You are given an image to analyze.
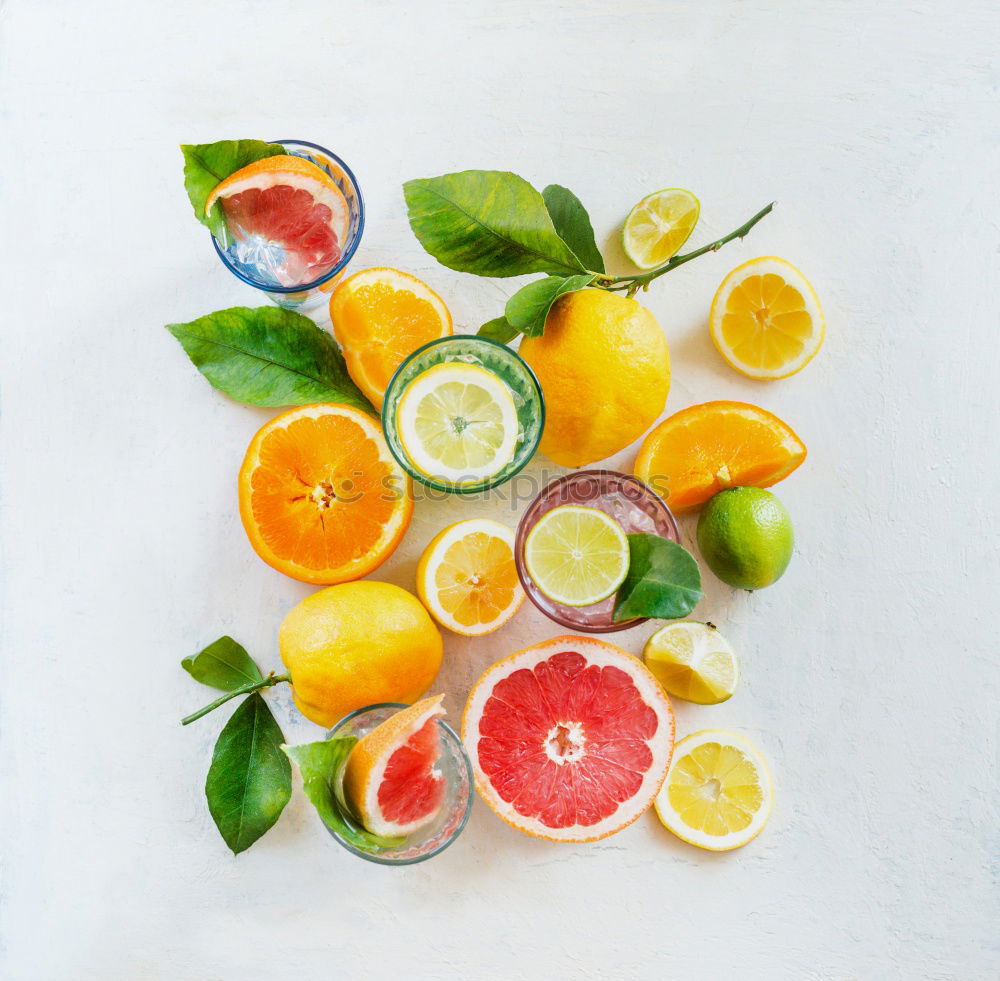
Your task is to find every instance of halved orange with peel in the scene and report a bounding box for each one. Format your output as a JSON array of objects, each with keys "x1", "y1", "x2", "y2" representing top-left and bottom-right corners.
[
  {"x1": 238, "y1": 403, "x2": 413, "y2": 584},
  {"x1": 330, "y1": 268, "x2": 452, "y2": 409},
  {"x1": 634, "y1": 401, "x2": 806, "y2": 513}
]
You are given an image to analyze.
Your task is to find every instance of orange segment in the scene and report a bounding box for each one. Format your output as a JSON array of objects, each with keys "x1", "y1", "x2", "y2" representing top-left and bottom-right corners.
[
  {"x1": 238, "y1": 403, "x2": 413, "y2": 584},
  {"x1": 330, "y1": 268, "x2": 452, "y2": 409},
  {"x1": 416, "y1": 519, "x2": 523, "y2": 636},
  {"x1": 633, "y1": 401, "x2": 806, "y2": 513}
]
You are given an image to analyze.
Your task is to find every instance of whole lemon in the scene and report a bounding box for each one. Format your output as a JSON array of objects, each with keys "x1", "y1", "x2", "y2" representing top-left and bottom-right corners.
[
  {"x1": 519, "y1": 290, "x2": 670, "y2": 468},
  {"x1": 279, "y1": 581, "x2": 443, "y2": 727}
]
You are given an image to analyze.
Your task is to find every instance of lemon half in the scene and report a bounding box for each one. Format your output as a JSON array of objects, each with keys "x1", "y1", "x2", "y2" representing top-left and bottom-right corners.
[
  {"x1": 655, "y1": 729, "x2": 773, "y2": 851},
  {"x1": 395, "y1": 362, "x2": 519, "y2": 484},
  {"x1": 622, "y1": 189, "x2": 700, "y2": 269}
]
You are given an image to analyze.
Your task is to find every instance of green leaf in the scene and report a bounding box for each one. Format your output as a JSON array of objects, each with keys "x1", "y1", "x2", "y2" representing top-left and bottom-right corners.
[
  {"x1": 182, "y1": 636, "x2": 263, "y2": 692},
  {"x1": 181, "y1": 140, "x2": 286, "y2": 240},
  {"x1": 283, "y1": 739, "x2": 406, "y2": 851},
  {"x1": 542, "y1": 184, "x2": 605, "y2": 273},
  {"x1": 205, "y1": 694, "x2": 291, "y2": 854},
  {"x1": 166, "y1": 306, "x2": 373, "y2": 413},
  {"x1": 505, "y1": 274, "x2": 594, "y2": 338},
  {"x1": 403, "y1": 170, "x2": 587, "y2": 278},
  {"x1": 478, "y1": 316, "x2": 521, "y2": 344},
  {"x1": 613, "y1": 533, "x2": 703, "y2": 622}
]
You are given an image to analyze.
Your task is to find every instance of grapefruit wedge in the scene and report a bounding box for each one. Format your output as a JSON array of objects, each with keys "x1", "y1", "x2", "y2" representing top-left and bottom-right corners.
[
  {"x1": 205, "y1": 154, "x2": 350, "y2": 286},
  {"x1": 343, "y1": 695, "x2": 447, "y2": 838},
  {"x1": 463, "y1": 637, "x2": 675, "y2": 842}
]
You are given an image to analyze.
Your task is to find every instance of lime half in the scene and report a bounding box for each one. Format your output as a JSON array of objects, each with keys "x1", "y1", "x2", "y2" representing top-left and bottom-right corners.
[
  {"x1": 395, "y1": 362, "x2": 519, "y2": 484},
  {"x1": 643, "y1": 621, "x2": 739, "y2": 704},
  {"x1": 524, "y1": 506, "x2": 630, "y2": 607},
  {"x1": 623, "y1": 189, "x2": 700, "y2": 269}
]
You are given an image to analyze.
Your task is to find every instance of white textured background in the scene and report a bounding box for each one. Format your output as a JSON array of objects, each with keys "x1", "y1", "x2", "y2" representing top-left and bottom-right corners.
[{"x1": 2, "y1": 1, "x2": 997, "y2": 978}]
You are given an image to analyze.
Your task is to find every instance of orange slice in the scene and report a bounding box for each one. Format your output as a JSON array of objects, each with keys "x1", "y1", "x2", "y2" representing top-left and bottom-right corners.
[
  {"x1": 634, "y1": 401, "x2": 806, "y2": 513},
  {"x1": 330, "y1": 268, "x2": 452, "y2": 409},
  {"x1": 238, "y1": 403, "x2": 413, "y2": 584},
  {"x1": 205, "y1": 155, "x2": 351, "y2": 286},
  {"x1": 343, "y1": 695, "x2": 447, "y2": 837},
  {"x1": 709, "y1": 257, "x2": 824, "y2": 380},
  {"x1": 416, "y1": 519, "x2": 524, "y2": 636}
]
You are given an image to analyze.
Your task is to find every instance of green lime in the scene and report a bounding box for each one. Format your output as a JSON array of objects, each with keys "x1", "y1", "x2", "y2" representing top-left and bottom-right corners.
[{"x1": 696, "y1": 487, "x2": 793, "y2": 590}]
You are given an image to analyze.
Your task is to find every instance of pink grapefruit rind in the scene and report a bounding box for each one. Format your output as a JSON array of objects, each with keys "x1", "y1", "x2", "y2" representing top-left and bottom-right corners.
[{"x1": 462, "y1": 636, "x2": 675, "y2": 843}]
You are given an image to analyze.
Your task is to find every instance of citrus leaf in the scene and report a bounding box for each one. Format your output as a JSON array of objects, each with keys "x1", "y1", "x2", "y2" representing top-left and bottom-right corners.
[
  {"x1": 205, "y1": 694, "x2": 291, "y2": 854},
  {"x1": 613, "y1": 534, "x2": 703, "y2": 622},
  {"x1": 542, "y1": 184, "x2": 605, "y2": 273},
  {"x1": 283, "y1": 739, "x2": 406, "y2": 851},
  {"x1": 181, "y1": 140, "x2": 285, "y2": 240},
  {"x1": 478, "y1": 316, "x2": 521, "y2": 344},
  {"x1": 403, "y1": 171, "x2": 587, "y2": 278},
  {"x1": 166, "y1": 306, "x2": 374, "y2": 413},
  {"x1": 505, "y1": 275, "x2": 594, "y2": 338},
  {"x1": 182, "y1": 636, "x2": 263, "y2": 692}
]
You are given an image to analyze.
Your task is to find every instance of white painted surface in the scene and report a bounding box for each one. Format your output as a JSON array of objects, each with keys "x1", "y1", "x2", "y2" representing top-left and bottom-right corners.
[{"x1": 1, "y1": 1, "x2": 997, "y2": 978}]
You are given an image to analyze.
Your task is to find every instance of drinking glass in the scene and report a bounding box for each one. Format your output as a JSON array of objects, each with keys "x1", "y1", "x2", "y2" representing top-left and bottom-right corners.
[
  {"x1": 211, "y1": 139, "x2": 364, "y2": 313},
  {"x1": 515, "y1": 469, "x2": 680, "y2": 633}
]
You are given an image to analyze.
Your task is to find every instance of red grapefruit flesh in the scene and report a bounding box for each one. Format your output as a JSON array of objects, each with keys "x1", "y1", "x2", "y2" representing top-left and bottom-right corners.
[
  {"x1": 462, "y1": 636, "x2": 675, "y2": 842},
  {"x1": 343, "y1": 695, "x2": 446, "y2": 838}
]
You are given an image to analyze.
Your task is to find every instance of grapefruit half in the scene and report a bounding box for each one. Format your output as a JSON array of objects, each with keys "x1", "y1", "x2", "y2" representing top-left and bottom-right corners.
[
  {"x1": 205, "y1": 154, "x2": 350, "y2": 286},
  {"x1": 462, "y1": 636, "x2": 675, "y2": 842},
  {"x1": 343, "y1": 695, "x2": 447, "y2": 838}
]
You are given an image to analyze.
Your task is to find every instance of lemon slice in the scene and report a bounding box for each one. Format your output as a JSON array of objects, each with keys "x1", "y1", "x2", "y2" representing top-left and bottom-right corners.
[
  {"x1": 524, "y1": 506, "x2": 630, "y2": 607},
  {"x1": 417, "y1": 519, "x2": 524, "y2": 636},
  {"x1": 395, "y1": 362, "x2": 519, "y2": 484},
  {"x1": 655, "y1": 730, "x2": 773, "y2": 851},
  {"x1": 622, "y1": 189, "x2": 700, "y2": 269},
  {"x1": 709, "y1": 256, "x2": 825, "y2": 380},
  {"x1": 643, "y1": 622, "x2": 739, "y2": 704}
]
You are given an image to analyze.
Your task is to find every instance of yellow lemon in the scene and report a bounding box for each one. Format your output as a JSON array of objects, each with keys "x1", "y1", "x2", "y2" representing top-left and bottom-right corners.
[
  {"x1": 519, "y1": 290, "x2": 670, "y2": 468},
  {"x1": 279, "y1": 581, "x2": 443, "y2": 728}
]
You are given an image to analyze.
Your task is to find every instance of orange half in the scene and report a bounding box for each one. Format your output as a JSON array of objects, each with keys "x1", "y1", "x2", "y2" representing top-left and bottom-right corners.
[
  {"x1": 330, "y1": 268, "x2": 452, "y2": 409},
  {"x1": 634, "y1": 400, "x2": 806, "y2": 513},
  {"x1": 238, "y1": 403, "x2": 413, "y2": 584}
]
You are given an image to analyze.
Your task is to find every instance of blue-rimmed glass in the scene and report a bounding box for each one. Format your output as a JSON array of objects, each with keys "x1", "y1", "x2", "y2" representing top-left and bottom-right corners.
[
  {"x1": 381, "y1": 335, "x2": 545, "y2": 495},
  {"x1": 210, "y1": 139, "x2": 364, "y2": 313},
  {"x1": 324, "y1": 703, "x2": 474, "y2": 865}
]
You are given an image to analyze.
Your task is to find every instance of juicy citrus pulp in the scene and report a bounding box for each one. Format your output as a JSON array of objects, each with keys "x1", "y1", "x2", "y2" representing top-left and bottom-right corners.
[
  {"x1": 462, "y1": 636, "x2": 675, "y2": 842},
  {"x1": 633, "y1": 400, "x2": 806, "y2": 513},
  {"x1": 343, "y1": 695, "x2": 446, "y2": 838},
  {"x1": 519, "y1": 290, "x2": 670, "y2": 468},
  {"x1": 697, "y1": 487, "x2": 794, "y2": 589},
  {"x1": 622, "y1": 188, "x2": 700, "y2": 269},
  {"x1": 238, "y1": 403, "x2": 412, "y2": 585},
  {"x1": 417, "y1": 519, "x2": 524, "y2": 636},
  {"x1": 524, "y1": 506, "x2": 630, "y2": 607},
  {"x1": 205, "y1": 154, "x2": 350, "y2": 286},
  {"x1": 330, "y1": 268, "x2": 452, "y2": 409},
  {"x1": 395, "y1": 362, "x2": 519, "y2": 484},
  {"x1": 655, "y1": 729, "x2": 773, "y2": 850},
  {"x1": 643, "y1": 622, "x2": 739, "y2": 704},
  {"x1": 279, "y1": 581, "x2": 443, "y2": 728},
  {"x1": 710, "y1": 257, "x2": 824, "y2": 380}
]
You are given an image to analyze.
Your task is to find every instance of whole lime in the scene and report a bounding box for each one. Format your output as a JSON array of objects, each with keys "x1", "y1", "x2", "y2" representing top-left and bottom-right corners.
[{"x1": 696, "y1": 487, "x2": 794, "y2": 590}]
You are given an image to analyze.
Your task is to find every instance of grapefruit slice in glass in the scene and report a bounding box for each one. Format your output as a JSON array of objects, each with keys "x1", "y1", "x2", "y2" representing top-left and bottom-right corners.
[
  {"x1": 462, "y1": 636, "x2": 675, "y2": 842},
  {"x1": 343, "y1": 695, "x2": 447, "y2": 838},
  {"x1": 205, "y1": 154, "x2": 350, "y2": 286}
]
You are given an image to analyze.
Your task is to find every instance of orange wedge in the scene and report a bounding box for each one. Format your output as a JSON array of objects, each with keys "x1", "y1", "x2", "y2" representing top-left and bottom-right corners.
[
  {"x1": 330, "y1": 268, "x2": 452, "y2": 409},
  {"x1": 238, "y1": 403, "x2": 413, "y2": 584},
  {"x1": 634, "y1": 401, "x2": 806, "y2": 513},
  {"x1": 343, "y1": 695, "x2": 447, "y2": 838}
]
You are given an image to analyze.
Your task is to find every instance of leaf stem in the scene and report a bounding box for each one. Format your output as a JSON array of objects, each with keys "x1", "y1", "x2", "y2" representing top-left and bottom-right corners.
[
  {"x1": 181, "y1": 672, "x2": 291, "y2": 726},
  {"x1": 595, "y1": 202, "x2": 775, "y2": 293}
]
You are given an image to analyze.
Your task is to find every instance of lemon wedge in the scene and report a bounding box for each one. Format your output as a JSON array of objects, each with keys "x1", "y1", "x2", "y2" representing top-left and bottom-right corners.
[
  {"x1": 643, "y1": 622, "x2": 738, "y2": 704},
  {"x1": 622, "y1": 189, "x2": 700, "y2": 269}
]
